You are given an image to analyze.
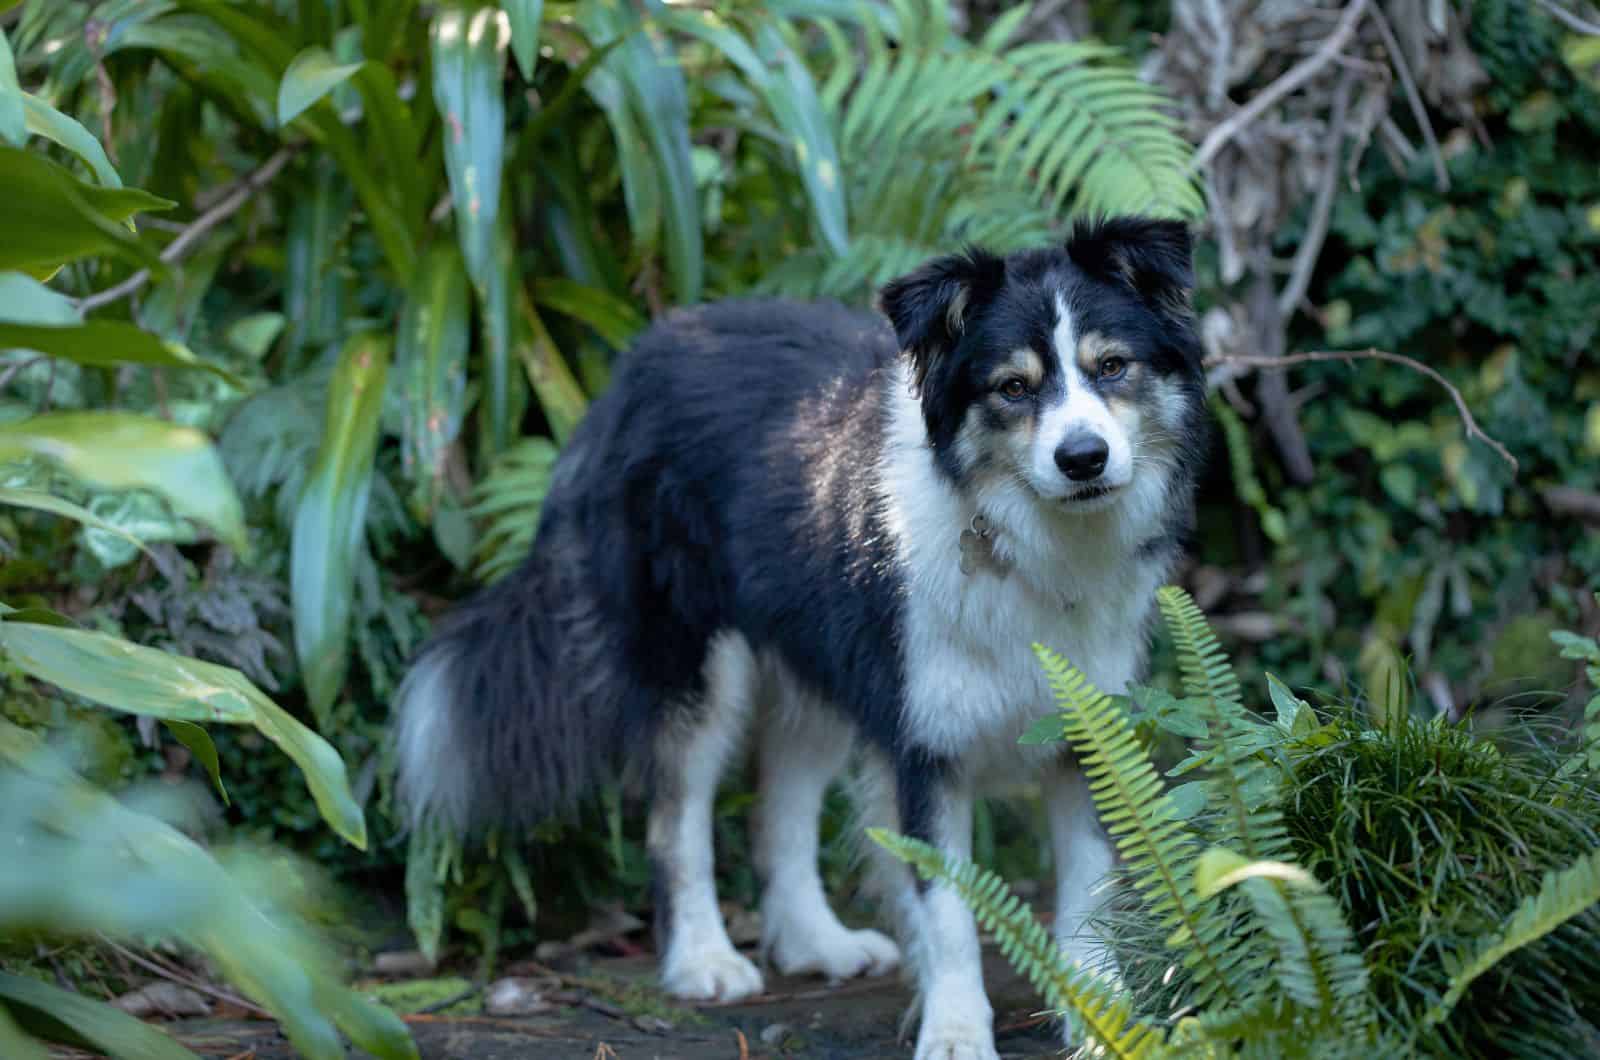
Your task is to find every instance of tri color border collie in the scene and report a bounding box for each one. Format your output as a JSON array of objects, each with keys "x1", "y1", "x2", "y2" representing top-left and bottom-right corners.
[{"x1": 394, "y1": 216, "x2": 1208, "y2": 1059}]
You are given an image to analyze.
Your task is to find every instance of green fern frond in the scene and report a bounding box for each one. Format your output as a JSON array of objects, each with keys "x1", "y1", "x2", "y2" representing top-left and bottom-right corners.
[
  {"x1": 868, "y1": 829, "x2": 1167, "y2": 1059},
  {"x1": 466, "y1": 437, "x2": 558, "y2": 585},
  {"x1": 1157, "y1": 588, "x2": 1372, "y2": 1032},
  {"x1": 1033, "y1": 644, "x2": 1256, "y2": 1011},
  {"x1": 1429, "y1": 847, "x2": 1600, "y2": 1025},
  {"x1": 969, "y1": 39, "x2": 1202, "y2": 219},
  {"x1": 1156, "y1": 585, "x2": 1244, "y2": 717}
]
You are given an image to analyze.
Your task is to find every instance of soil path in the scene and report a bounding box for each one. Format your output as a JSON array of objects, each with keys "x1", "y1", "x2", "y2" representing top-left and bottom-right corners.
[{"x1": 166, "y1": 948, "x2": 1063, "y2": 1059}]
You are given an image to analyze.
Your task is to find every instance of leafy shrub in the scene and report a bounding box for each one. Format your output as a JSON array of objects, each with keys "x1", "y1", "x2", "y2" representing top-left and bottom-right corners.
[{"x1": 876, "y1": 588, "x2": 1600, "y2": 1057}]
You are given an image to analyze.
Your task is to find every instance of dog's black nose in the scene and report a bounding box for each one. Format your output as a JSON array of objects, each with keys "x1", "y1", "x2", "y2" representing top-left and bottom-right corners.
[{"x1": 1055, "y1": 433, "x2": 1109, "y2": 481}]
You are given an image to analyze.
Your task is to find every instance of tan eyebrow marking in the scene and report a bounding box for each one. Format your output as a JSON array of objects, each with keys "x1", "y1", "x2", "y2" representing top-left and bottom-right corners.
[
  {"x1": 986, "y1": 349, "x2": 1045, "y2": 388},
  {"x1": 1076, "y1": 331, "x2": 1134, "y2": 376}
]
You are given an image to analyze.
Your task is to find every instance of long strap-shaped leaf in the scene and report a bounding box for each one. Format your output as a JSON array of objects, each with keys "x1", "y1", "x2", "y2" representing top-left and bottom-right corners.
[{"x1": 292, "y1": 331, "x2": 390, "y2": 729}]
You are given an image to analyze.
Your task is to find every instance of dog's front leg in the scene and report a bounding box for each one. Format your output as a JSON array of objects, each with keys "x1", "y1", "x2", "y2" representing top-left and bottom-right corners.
[{"x1": 892, "y1": 762, "x2": 998, "y2": 1060}]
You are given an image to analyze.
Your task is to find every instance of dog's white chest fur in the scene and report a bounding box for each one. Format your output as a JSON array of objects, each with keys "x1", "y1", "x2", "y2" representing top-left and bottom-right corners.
[{"x1": 878, "y1": 374, "x2": 1167, "y2": 778}]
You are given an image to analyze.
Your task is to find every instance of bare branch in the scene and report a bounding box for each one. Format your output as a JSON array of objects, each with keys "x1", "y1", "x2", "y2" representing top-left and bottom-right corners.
[
  {"x1": 1278, "y1": 70, "x2": 1355, "y2": 319},
  {"x1": 1370, "y1": 4, "x2": 1449, "y2": 192},
  {"x1": 1205, "y1": 347, "x2": 1519, "y2": 473},
  {"x1": 1535, "y1": 0, "x2": 1600, "y2": 36},
  {"x1": 1190, "y1": 0, "x2": 1372, "y2": 172},
  {"x1": 1542, "y1": 486, "x2": 1600, "y2": 525},
  {"x1": 77, "y1": 146, "x2": 298, "y2": 315}
]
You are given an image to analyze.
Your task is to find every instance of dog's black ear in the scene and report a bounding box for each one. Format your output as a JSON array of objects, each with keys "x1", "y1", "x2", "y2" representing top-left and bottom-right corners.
[
  {"x1": 1065, "y1": 216, "x2": 1194, "y2": 323},
  {"x1": 876, "y1": 248, "x2": 1006, "y2": 392}
]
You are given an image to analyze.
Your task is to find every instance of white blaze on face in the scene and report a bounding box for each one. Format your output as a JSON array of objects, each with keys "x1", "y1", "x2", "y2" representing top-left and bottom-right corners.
[{"x1": 1028, "y1": 294, "x2": 1133, "y2": 496}]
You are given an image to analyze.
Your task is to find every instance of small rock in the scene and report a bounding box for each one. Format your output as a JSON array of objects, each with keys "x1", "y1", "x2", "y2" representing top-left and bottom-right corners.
[
  {"x1": 760, "y1": 1022, "x2": 792, "y2": 1046},
  {"x1": 112, "y1": 981, "x2": 211, "y2": 1019},
  {"x1": 721, "y1": 902, "x2": 763, "y2": 947},
  {"x1": 633, "y1": 1014, "x2": 674, "y2": 1033},
  {"x1": 373, "y1": 950, "x2": 434, "y2": 976},
  {"x1": 484, "y1": 977, "x2": 556, "y2": 1016}
]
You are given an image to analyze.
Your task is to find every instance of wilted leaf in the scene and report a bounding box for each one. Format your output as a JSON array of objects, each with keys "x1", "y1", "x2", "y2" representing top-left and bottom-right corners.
[
  {"x1": 0, "y1": 146, "x2": 173, "y2": 276},
  {"x1": 0, "y1": 413, "x2": 247, "y2": 556},
  {"x1": 1193, "y1": 847, "x2": 1314, "y2": 900},
  {"x1": 278, "y1": 46, "x2": 367, "y2": 126},
  {"x1": 291, "y1": 332, "x2": 390, "y2": 727},
  {"x1": 0, "y1": 619, "x2": 366, "y2": 848}
]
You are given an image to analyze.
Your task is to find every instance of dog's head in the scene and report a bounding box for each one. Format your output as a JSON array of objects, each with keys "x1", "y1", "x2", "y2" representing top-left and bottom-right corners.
[{"x1": 878, "y1": 216, "x2": 1205, "y2": 511}]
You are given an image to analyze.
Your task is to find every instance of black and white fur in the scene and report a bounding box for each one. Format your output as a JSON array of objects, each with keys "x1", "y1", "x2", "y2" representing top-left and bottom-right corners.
[{"x1": 393, "y1": 216, "x2": 1208, "y2": 1059}]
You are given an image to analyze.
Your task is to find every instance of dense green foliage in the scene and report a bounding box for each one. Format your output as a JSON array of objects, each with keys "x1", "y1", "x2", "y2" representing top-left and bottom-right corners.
[
  {"x1": 2, "y1": 0, "x2": 1597, "y2": 1053},
  {"x1": 880, "y1": 589, "x2": 1600, "y2": 1058}
]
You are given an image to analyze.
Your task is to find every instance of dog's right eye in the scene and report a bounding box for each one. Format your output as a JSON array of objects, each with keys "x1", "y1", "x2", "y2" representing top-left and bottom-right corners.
[{"x1": 999, "y1": 378, "x2": 1028, "y2": 400}]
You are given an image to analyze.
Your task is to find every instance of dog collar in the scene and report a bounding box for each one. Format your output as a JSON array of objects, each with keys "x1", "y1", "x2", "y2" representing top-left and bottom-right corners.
[{"x1": 958, "y1": 512, "x2": 1009, "y2": 576}]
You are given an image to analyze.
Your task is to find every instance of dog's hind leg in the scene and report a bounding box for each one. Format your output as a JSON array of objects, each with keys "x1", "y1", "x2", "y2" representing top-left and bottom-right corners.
[
  {"x1": 648, "y1": 632, "x2": 765, "y2": 1002},
  {"x1": 754, "y1": 675, "x2": 900, "y2": 981}
]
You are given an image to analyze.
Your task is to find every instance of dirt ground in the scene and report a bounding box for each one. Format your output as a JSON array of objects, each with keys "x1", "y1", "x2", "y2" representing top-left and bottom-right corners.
[{"x1": 161, "y1": 946, "x2": 1063, "y2": 1060}]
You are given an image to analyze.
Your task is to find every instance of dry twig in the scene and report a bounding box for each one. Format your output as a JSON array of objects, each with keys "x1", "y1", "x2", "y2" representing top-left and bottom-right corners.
[
  {"x1": 1369, "y1": 4, "x2": 1449, "y2": 191},
  {"x1": 78, "y1": 146, "x2": 298, "y2": 314},
  {"x1": 1535, "y1": 0, "x2": 1600, "y2": 36},
  {"x1": 98, "y1": 938, "x2": 271, "y2": 1019},
  {"x1": 1190, "y1": 0, "x2": 1372, "y2": 171},
  {"x1": 1205, "y1": 348, "x2": 1519, "y2": 473},
  {"x1": 1277, "y1": 70, "x2": 1355, "y2": 318}
]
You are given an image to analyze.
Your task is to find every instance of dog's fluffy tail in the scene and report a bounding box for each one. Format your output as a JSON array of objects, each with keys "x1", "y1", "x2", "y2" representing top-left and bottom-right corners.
[{"x1": 392, "y1": 541, "x2": 625, "y2": 836}]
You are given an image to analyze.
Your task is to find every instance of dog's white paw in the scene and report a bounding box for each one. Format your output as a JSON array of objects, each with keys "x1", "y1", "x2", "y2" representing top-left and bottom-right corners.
[
  {"x1": 913, "y1": 1026, "x2": 1001, "y2": 1060},
  {"x1": 660, "y1": 947, "x2": 764, "y2": 1002},
  {"x1": 769, "y1": 922, "x2": 901, "y2": 980}
]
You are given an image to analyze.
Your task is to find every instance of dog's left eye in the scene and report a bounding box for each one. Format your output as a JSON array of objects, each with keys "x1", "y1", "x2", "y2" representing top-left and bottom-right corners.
[
  {"x1": 999, "y1": 378, "x2": 1029, "y2": 400},
  {"x1": 1097, "y1": 357, "x2": 1127, "y2": 381}
]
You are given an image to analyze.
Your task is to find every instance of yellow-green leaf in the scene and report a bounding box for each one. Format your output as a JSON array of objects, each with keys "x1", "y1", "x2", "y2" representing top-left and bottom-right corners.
[
  {"x1": 0, "y1": 412, "x2": 247, "y2": 556},
  {"x1": 0, "y1": 321, "x2": 245, "y2": 387},
  {"x1": 431, "y1": 6, "x2": 509, "y2": 293},
  {"x1": 0, "y1": 147, "x2": 173, "y2": 275},
  {"x1": 0, "y1": 972, "x2": 196, "y2": 1060},
  {"x1": 398, "y1": 244, "x2": 470, "y2": 521},
  {"x1": 503, "y1": 0, "x2": 544, "y2": 81}
]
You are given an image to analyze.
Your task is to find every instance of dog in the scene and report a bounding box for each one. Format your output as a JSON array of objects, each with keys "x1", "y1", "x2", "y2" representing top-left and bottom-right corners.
[{"x1": 393, "y1": 215, "x2": 1208, "y2": 1059}]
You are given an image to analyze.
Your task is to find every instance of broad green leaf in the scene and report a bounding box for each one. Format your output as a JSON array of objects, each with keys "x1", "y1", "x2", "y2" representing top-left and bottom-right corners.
[
  {"x1": 0, "y1": 413, "x2": 247, "y2": 556},
  {"x1": 0, "y1": 620, "x2": 366, "y2": 849},
  {"x1": 0, "y1": 486, "x2": 151, "y2": 558},
  {"x1": 163, "y1": 719, "x2": 228, "y2": 805},
  {"x1": 0, "y1": 972, "x2": 196, "y2": 1060},
  {"x1": 1167, "y1": 781, "x2": 1207, "y2": 820},
  {"x1": 278, "y1": 46, "x2": 366, "y2": 126},
  {"x1": 0, "y1": 271, "x2": 81, "y2": 325},
  {"x1": 352, "y1": 62, "x2": 425, "y2": 233},
  {"x1": 1552, "y1": 629, "x2": 1600, "y2": 664},
  {"x1": 1265, "y1": 673, "x2": 1314, "y2": 735},
  {"x1": 0, "y1": 321, "x2": 244, "y2": 387},
  {"x1": 503, "y1": 0, "x2": 544, "y2": 81},
  {"x1": 226, "y1": 312, "x2": 287, "y2": 359},
  {"x1": 1127, "y1": 683, "x2": 1210, "y2": 739},
  {"x1": 0, "y1": 147, "x2": 173, "y2": 276},
  {"x1": 431, "y1": 6, "x2": 508, "y2": 293},
  {"x1": 21, "y1": 94, "x2": 122, "y2": 186},
  {"x1": 1, "y1": 29, "x2": 28, "y2": 148},
  {"x1": 292, "y1": 332, "x2": 390, "y2": 727},
  {"x1": 532, "y1": 276, "x2": 646, "y2": 351},
  {"x1": 477, "y1": 204, "x2": 525, "y2": 456},
  {"x1": 398, "y1": 243, "x2": 470, "y2": 520}
]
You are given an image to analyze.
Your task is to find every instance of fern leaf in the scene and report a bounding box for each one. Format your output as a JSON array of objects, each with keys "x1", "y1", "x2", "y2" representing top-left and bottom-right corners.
[
  {"x1": 467, "y1": 437, "x2": 558, "y2": 584},
  {"x1": 869, "y1": 829, "x2": 1167, "y2": 1059},
  {"x1": 1156, "y1": 586, "x2": 1244, "y2": 713},
  {"x1": 1429, "y1": 848, "x2": 1600, "y2": 1025},
  {"x1": 1157, "y1": 588, "x2": 1371, "y2": 1032},
  {"x1": 1033, "y1": 643, "x2": 1256, "y2": 1012}
]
